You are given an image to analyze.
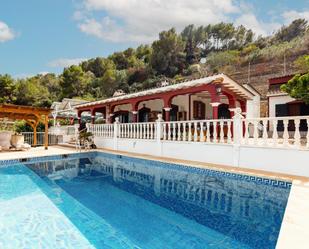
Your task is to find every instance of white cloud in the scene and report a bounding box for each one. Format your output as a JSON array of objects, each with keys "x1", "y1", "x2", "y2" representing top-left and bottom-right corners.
[
  {"x1": 282, "y1": 10, "x2": 309, "y2": 24},
  {"x1": 48, "y1": 58, "x2": 88, "y2": 68},
  {"x1": 235, "y1": 13, "x2": 280, "y2": 36},
  {"x1": 0, "y1": 21, "x2": 15, "y2": 42},
  {"x1": 76, "y1": 0, "x2": 240, "y2": 43}
]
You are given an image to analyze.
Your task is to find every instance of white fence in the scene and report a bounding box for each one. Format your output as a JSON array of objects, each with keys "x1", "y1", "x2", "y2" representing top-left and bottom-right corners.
[{"x1": 87, "y1": 112, "x2": 309, "y2": 150}]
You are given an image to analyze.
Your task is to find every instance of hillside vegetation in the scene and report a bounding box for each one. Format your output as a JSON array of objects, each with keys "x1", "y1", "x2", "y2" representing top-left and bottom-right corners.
[{"x1": 1, "y1": 19, "x2": 309, "y2": 107}]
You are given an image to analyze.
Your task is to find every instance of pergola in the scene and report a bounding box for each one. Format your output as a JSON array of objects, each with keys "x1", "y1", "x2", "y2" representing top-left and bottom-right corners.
[{"x1": 0, "y1": 104, "x2": 51, "y2": 149}]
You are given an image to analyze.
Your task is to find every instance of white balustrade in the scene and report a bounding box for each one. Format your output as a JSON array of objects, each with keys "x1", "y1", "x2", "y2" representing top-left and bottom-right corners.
[
  {"x1": 88, "y1": 115, "x2": 309, "y2": 149},
  {"x1": 161, "y1": 119, "x2": 232, "y2": 144},
  {"x1": 117, "y1": 122, "x2": 156, "y2": 140},
  {"x1": 241, "y1": 116, "x2": 309, "y2": 148}
]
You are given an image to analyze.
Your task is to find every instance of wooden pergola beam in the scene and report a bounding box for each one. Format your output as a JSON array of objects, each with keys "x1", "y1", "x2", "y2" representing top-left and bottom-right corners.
[{"x1": 0, "y1": 104, "x2": 51, "y2": 149}]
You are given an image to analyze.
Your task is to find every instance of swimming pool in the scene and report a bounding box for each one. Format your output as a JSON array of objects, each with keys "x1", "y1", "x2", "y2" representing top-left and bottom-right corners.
[{"x1": 0, "y1": 152, "x2": 291, "y2": 248}]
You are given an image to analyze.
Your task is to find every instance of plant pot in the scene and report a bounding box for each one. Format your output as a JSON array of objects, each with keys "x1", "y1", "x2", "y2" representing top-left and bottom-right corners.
[
  {"x1": 11, "y1": 134, "x2": 24, "y2": 148},
  {"x1": 0, "y1": 131, "x2": 12, "y2": 150}
]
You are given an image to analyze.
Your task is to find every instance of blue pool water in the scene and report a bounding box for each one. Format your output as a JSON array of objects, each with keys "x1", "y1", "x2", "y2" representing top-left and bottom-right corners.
[{"x1": 0, "y1": 152, "x2": 291, "y2": 249}]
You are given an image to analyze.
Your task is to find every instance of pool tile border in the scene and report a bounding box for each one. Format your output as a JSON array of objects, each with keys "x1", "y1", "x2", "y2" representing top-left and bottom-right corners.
[
  {"x1": 94, "y1": 151, "x2": 292, "y2": 189},
  {"x1": 0, "y1": 150, "x2": 291, "y2": 189}
]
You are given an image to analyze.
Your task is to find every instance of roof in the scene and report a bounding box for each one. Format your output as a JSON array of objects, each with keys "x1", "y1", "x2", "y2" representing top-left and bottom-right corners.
[
  {"x1": 51, "y1": 98, "x2": 89, "y2": 111},
  {"x1": 76, "y1": 74, "x2": 255, "y2": 109},
  {"x1": 268, "y1": 74, "x2": 295, "y2": 85}
]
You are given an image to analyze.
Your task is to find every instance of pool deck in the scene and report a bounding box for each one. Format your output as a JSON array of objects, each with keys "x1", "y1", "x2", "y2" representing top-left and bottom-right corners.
[{"x1": 0, "y1": 145, "x2": 308, "y2": 249}]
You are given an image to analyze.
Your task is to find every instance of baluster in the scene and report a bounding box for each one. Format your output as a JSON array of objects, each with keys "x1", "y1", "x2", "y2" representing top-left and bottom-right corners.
[
  {"x1": 253, "y1": 120, "x2": 259, "y2": 145},
  {"x1": 219, "y1": 121, "x2": 224, "y2": 143},
  {"x1": 227, "y1": 121, "x2": 232, "y2": 144},
  {"x1": 283, "y1": 119, "x2": 289, "y2": 147},
  {"x1": 272, "y1": 119, "x2": 278, "y2": 146},
  {"x1": 150, "y1": 123, "x2": 152, "y2": 140},
  {"x1": 182, "y1": 122, "x2": 187, "y2": 141},
  {"x1": 142, "y1": 123, "x2": 145, "y2": 139},
  {"x1": 133, "y1": 124, "x2": 136, "y2": 139},
  {"x1": 188, "y1": 122, "x2": 192, "y2": 141},
  {"x1": 294, "y1": 119, "x2": 301, "y2": 148},
  {"x1": 193, "y1": 122, "x2": 198, "y2": 142},
  {"x1": 262, "y1": 119, "x2": 268, "y2": 146},
  {"x1": 199, "y1": 121, "x2": 204, "y2": 142},
  {"x1": 163, "y1": 123, "x2": 167, "y2": 140},
  {"x1": 206, "y1": 121, "x2": 210, "y2": 142},
  {"x1": 168, "y1": 123, "x2": 172, "y2": 141},
  {"x1": 177, "y1": 123, "x2": 181, "y2": 141},
  {"x1": 138, "y1": 124, "x2": 141, "y2": 139},
  {"x1": 244, "y1": 120, "x2": 249, "y2": 144},
  {"x1": 147, "y1": 124, "x2": 150, "y2": 139},
  {"x1": 213, "y1": 121, "x2": 218, "y2": 143},
  {"x1": 173, "y1": 123, "x2": 176, "y2": 141},
  {"x1": 151, "y1": 123, "x2": 154, "y2": 139},
  {"x1": 306, "y1": 118, "x2": 309, "y2": 148}
]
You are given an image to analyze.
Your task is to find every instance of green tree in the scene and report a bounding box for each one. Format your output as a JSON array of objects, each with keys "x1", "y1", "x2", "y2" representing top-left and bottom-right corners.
[
  {"x1": 60, "y1": 65, "x2": 94, "y2": 98},
  {"x1": 81, "y1": 57, "x2": 116, "y2": 77},
  {"x1": 0, "y1": 74, "x2": 16, "y2": 103},
  {"x1": 294, "y1": 55, "x2": 309, "y2": 72},
  {"x1": 281, "y1": 55, "x2": 309, "y2": 103},
  {"x1": 281, "y1": 73, "x2": 309, "y2": 104},
  {"x1": 15, "y1": 77, "x2": 51, "y2": 107},
  {"x1": 37, "y1": 73, "x2": 61, "y2": 102},
  {"x1": 151, "y1": 28, "x2": 186, "y2": 77},
  {"x1": 273, "y1": 19, "x2": 308, "y2": 43},
  {"x1": 181, "y1": 24, "x2": 201, "y2": 64}
]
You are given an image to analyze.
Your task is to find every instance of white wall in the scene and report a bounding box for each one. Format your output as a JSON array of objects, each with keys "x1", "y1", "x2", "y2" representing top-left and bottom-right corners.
[
  {"x1": 246, "y1": 95, "x2": 260, "y2": 118},
  {"x1": 94, "y1": 137, "x2": 309, "y2": 178}
]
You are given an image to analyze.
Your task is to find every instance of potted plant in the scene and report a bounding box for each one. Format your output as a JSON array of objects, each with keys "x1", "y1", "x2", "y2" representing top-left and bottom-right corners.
[{"x1": 11, "y1": 132, "x2": 24, "y2": 148}]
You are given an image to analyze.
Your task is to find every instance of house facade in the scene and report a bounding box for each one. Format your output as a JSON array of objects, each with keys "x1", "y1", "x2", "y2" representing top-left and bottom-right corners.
[{"x1": 75, "y1": 74, "x2": 260, "y2": 124}]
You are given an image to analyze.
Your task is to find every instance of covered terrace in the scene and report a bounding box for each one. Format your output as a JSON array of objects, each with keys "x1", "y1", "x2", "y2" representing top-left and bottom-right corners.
[{"x1": 76, "y1": 74, "x2": 256, "y2": 124}]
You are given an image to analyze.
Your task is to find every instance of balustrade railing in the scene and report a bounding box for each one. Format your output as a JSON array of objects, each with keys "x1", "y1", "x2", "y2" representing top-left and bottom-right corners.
[
  {"x1": 241, "y1": 116, "x2": 309, "y2": 148},
  {"x1": 87, "y1": 123, "x2": 114, "y2": 138},
  {"x1": 118, "y1": 122, "x2": 156, "y2": 140},
  {"x1": 86, "y1": 114, "x2": 309, "y2": 149},
  {"x1": 161, "y1": 119, "x2": 233, "y2": 144}
]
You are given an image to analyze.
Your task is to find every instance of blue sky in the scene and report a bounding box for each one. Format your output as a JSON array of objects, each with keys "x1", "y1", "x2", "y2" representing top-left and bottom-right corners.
[{"x1": 0, "y1": 0, "x2": 308, "y2": 77}]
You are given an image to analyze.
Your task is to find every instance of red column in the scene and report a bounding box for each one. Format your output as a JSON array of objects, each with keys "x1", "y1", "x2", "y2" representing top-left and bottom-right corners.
[
  {"x1": 210, "y1": 103, "x2": 220, "y2": 119},
  {"x1": 240, "y1": 101, "x2": 247, "y2": 117},
  {"x1": 91, "y1": 108, "x2": 95, "y2": 124},
  {"x1": 106, "y1": 105, "x2": 111, "y2": 123},
  {"x1": 132, "y1": 111, "x2": 138, "y2": 122},
  {"x1": 77, "y1": 111, "x2": 82, "y2": 126},
  {"x1": 163, "y1": 107, "x2": 171, "y2": 121},
  {"x1": 131, "y1": 102, "x2": 139, "y2": 123}
]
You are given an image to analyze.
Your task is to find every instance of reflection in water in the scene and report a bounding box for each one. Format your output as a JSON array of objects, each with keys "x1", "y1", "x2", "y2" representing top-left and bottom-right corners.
[{"x1": 26, "y1": 153, "x2": 290, "y2": 249}]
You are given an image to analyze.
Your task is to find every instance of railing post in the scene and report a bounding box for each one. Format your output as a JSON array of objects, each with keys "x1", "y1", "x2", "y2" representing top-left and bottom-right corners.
[
  {"x1": 232, "y1": 108, "x2": 244, "y2": 145},
  {"x1": 232, "y1": 108, "x2": 243, "y2": 167},
  {"x1": 113, "y1": 117, "x2": 119, "y2": 150},
  {"x1": 156, "y1": 114, "x2": 163, "y2": 156}
]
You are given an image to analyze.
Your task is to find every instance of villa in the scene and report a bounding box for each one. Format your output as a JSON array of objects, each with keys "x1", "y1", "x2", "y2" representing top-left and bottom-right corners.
[{"x1": 0, "y1": 73, "x2": 309, "y2": 249}]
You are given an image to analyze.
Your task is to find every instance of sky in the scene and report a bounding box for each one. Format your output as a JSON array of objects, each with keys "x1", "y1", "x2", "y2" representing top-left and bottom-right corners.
[{"x1": 0, "y1": 0, "x2": 309, "y2": 78}]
